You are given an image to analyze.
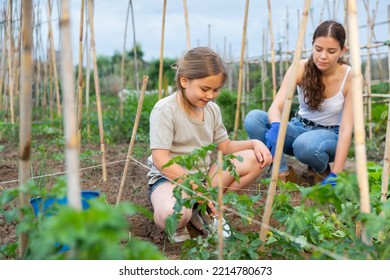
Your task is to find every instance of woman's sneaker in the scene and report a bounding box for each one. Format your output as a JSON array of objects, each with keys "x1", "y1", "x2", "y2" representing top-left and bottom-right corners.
[{"x1": 170, "y1": 227, "x2": 191, "y2": 243}]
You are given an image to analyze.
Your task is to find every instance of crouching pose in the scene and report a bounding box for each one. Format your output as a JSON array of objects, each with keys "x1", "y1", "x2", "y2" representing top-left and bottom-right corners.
[
  {"x1": 147, "y1": 47, "x2": 272, "y2": 242},
  {"x1": 244, "y1": 20, "x2": 353, "y2": 186}
]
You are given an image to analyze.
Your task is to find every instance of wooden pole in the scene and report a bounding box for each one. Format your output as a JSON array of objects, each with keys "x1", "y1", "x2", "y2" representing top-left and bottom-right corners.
[
  {"x1": 261, "y1": 28, "x2": 266, "y2": 111},
  {"x1": 116, "y1": 76, "x2": 148, "y2": 204},
  {"x1": 120, "y1": 0, "x2": 131, "y2": 119},
  {"x1": 259, "y1": 0, "x2": 311, "y2": 250},
  {"x1": 47, "y1": 0, "x2": 61, "y2": 117},
  {"x1": 371, "y1": 0, "x2": 384, "y2": 81},
  {"x1": 77, "y1": 0, "x2": 85, "y2": 151},
  {"x1": 217, "y1": 150, "x2": 224, "y2": 260},
  {"x1": 0, "y1": 10, "x2": 6, "y2": 113},
  {"x1": 183, "y1": 0, "x2": 191, "y2": 49},
  {"x1": 380, "y1": 4, "x2": 390, "y2": 203},
  {"x1": 33, "y1": 6, "x2": 42, "y2": 110},
  {"x1": 47, "y1": 43, "x2": 54, "y2": 121},
  {"x1": 60, "y1": 0, "x2": 82, "y2": 210},
  {"x1": 266, "y1": 0, "x2": 277, "y2": 98},
  {"x1": 158, "y1": 0, "x2": 167, "y2": 100},
  {"x1": 285, "y1": 6, "x2": 290, "y2": 71},
  {"x1": 363, "y1": 0, "x2": 373, "y2": 140},
  {"x1": 347, "y1": 0, "x2": 371, "y2": 245},
  {"x1": 233, "y1": 0, "x2": 249, "y2": 140},
  {"x1": 84, "y1": 0, "x2": 91, "y2": 139},
  {"x1": 6, "y1": 0, "x2": 15, "y2": 124},
  {"x1": 88, "y1": 0, "x2": 107, "y2": 182},
  {"x1": 18, "y1": 0, "x2": 33, "y2": 258},
  {"x1": 129, "y1": 0, "x2": 139, "y2": 94}
]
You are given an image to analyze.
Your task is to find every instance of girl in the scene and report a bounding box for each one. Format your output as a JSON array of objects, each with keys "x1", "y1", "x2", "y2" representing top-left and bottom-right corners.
[
  {"x1": 244, "y1": 20, "x2": 353, "y2": 186},
  {"x1": 147, "y1": 47, "x2": 272, "y2": 242}
]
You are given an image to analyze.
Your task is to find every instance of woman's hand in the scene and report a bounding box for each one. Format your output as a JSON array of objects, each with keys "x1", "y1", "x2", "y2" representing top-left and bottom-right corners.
[{"x1": 252, "y1": 139, "x2": 273, "y2": 169}]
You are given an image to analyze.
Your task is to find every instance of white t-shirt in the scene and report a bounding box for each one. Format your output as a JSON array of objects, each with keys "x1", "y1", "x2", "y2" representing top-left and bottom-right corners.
[{"x1": 147, "y1": 92, "x2": 229, "y2": 185}]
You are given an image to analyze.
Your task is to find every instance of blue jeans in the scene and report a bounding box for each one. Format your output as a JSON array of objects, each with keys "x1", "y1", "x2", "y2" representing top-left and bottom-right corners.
[{"x1": 244, "y1": 109, "x2": 339, "y2": 173}]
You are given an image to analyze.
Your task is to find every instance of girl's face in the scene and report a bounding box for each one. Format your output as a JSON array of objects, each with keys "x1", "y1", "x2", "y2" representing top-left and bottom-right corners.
[
  {"x1": 180, "y1": 73, "x2": 224, "y2": 108},
  {"x1": 312, "y1": 36, "x2": 346, "y2": 71}
]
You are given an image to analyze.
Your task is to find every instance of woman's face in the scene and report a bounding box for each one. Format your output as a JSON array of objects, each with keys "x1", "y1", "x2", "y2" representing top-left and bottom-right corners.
[
  {"x1": 180, "y1": 73, "x2": 224, "y2": 108},
  {"x1": 312, "y1": 36, "x2": 345, "y2": 71}
]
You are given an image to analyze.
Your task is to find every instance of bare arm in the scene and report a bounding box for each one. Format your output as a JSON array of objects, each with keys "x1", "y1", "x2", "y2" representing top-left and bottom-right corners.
[
  {"x1": 217, "y1": 138, "x2": 272, "y2": 169},
  {"x1": 151, "y1": 149, "x2": 188, "y2": 181},
  {"x1": 268, "y1": 60, "x2": 305, "y2": 123},
  {"x1": 332, "y1": 75, "x2": 354, "y2": 173}
]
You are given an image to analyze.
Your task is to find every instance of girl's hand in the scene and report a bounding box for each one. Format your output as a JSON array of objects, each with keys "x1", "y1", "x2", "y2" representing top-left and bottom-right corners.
[{"x1": 252, "y1": 140, "x2": 273, "y2": 169}]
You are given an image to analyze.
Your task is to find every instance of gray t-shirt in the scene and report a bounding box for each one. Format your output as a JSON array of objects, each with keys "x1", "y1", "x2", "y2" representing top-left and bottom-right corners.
[{"x1": 147, "y1": 92, "x2": 229, "y2": 185}]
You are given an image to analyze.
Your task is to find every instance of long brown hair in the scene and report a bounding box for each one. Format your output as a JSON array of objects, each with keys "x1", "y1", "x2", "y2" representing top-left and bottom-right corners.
[
  {"x1": 173, "y1": 47, "x2": 227, "y2": 116},
  {"x1": 301, "y1": 20, "x2": 346, "y2": 111}
]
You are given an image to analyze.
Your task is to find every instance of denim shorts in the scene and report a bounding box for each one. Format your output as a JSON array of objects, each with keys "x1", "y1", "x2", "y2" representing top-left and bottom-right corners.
[{"x1": 148, "y1": 177, "x2": 170, "y2": 203}]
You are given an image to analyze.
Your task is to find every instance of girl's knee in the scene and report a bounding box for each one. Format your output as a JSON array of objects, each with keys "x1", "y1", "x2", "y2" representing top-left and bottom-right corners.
[
  {"x1": 238, "y1": 150, "x2": 264, "y2": 176},
  {"x1": 153, "y1": 205, "x2": 192, "y2": 230}
]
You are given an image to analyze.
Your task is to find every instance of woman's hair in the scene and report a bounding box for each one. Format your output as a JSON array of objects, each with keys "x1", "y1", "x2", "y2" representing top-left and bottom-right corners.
[
  {"x1": 301, "y1": 20, "x2": 346, "y2": 111},
  {"x1": 173, "y1": 47, "x2": 227, "y2": 115}
]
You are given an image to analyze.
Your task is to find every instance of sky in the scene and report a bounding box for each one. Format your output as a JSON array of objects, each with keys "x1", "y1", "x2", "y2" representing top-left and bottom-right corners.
[
  {"x1": 73, "y1": 0, "x2": 389, "y2": 62},
  {"x1": 2, "y1": 0, "x2": 389, "y2": 63}
]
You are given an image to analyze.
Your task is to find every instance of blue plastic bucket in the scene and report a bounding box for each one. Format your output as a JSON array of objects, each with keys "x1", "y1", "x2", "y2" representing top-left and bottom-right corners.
[
  {"x1": 29, "y1": 190, "x2": 100, "y2": 252},
  {"x1": 30, "y1": 190, "x2": 100, "y2": 217}
]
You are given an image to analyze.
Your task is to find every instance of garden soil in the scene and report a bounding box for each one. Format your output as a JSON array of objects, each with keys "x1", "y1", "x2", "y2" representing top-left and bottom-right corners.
[{"x1": 0, "y1": 141, "x2": 355, "y2": 260}]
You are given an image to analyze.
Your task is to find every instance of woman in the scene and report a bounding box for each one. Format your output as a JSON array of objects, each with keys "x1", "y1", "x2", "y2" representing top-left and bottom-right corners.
[
  {"x1": 147, "y1": 47, "x2": 272, "y2": 242},
  {"x1": 244, "y1": 20, "x2": 353, "y2": 186}
]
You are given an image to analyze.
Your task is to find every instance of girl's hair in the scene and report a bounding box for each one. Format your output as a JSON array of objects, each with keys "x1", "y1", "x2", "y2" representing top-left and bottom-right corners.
[
  {"x1": 301, "y1": 20, "x2": 346, "y2": 111},
  {"x1": 173, "y1": 47, "x2": 227, "y2": 115}
]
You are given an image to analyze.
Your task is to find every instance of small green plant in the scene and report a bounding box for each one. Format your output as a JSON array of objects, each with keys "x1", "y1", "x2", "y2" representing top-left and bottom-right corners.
[
  {"x1": 0, "y1": 178, "x2": 165, "y2": 260},
  {"x1": 269, "y1": 164, "x2": 390, "y2": 260},
  {"x1": 160, "y1": 144, "x2": 264, "y2": 259}
]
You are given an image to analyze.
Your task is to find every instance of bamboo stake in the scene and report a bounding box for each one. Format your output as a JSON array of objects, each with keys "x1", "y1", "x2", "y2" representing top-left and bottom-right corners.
[
  {"x1": 232, "y1": 0, "x2": 249, "y2": 140},
  {"x1": 380, "y1": 4, "x2": 390, "y2": 203},
  {"x1": 14, "y1": 3, "x2": 22, "y2": 105},
  {"x1": 18, "y1": 0, "x2": 33, "y2": 258},
  {"x1": 347, "y1": 0, "x2": 371, "y2": 245},
  {"x1": 84, "y1": 0, "x2": 91, "y2": 139},
  {"x1": 60, "y1": 0, "x2": 82, "y2": 210},
  {"x1": 34, "y1": 9, "x2": 42, "y2": 110},
  {"x1": 228, "y1": 43, "x2": 233, "y2": 91},
  {"x1": 88, "y1": 0, "x2": 107, "y2": 182},
  {"x1": 183, "y1": 0, "x2": 191, "y2": 49},
  {"x1": 344, "y1": 0, "x2": 348, "y2": 43},
  {"x1": 47, "y1": 0, "x2": 61, "y2": 117},
  {"x1": 266, "y1": 0, "x2": 277, "y2": 98},
  {"x1": 241, "y1": 39, "x2": 248, "y2": 123},
  {"x1": 261, "y1": 28, "x2": 266, "y2": 111},
  {"x1": 129, "y1": 0, "x2": 139, "y2": 94},
  {"x1": 47, "y1": 45, "x2": 54, "y2": 121},
  {"x1": 0, "y1": 11, "x2": 6, "y2": 113},
  {"x1": 217, "y1": 150, "x2": 224, "y2": 260},
  {"x1": 259, "y1": 0, "x2": 311, "y2": 250},
  {"x1": 285, "y1": 6, "x2": 290, "y2": 71},
  {"x1": 120, "y1": 0, "x2": 131, "y2": 119},
  {"x1": 363, "y1": 0, "x2": 373, "y2": 140},
  {"x1": 370, "y1": 0, "x2": 384, "y2": 81},
  {"x1": 39, "y1": 9, "x2": 48, "y2": 110},
  {"x1": 6, "y1": 0, "x2": 15, "y2": 124},
  {"x1": 77, "y1": 0, "x2": 85, "y2": 151},
  {"x1": 116, "y1": 75, "x2": 148, "y2": 204},
  {"x1": 158, "y1": 0, "x2": 167, "y2": 100}
]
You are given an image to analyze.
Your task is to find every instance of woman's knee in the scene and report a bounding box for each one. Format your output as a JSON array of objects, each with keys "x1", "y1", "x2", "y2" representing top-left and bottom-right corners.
[
  {"x1": 293, "y1": 137, "x2": 314, "y2": 160},
  {"x1": 244, "y1": 110, "x2": 268, "y2": 140}
]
